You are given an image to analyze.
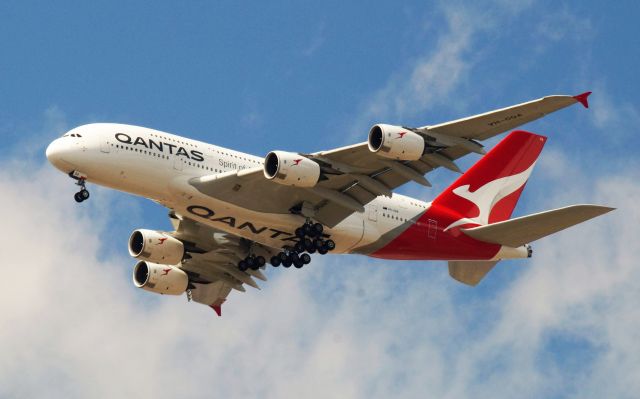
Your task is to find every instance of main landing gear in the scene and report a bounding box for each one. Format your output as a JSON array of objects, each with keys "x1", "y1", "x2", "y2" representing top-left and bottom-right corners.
[
  {"x1": 269, "y1": 221, "x2": 335, "y2": 270},
  {"x1": 235, "y1": 221, "x2": 335, "y2": 272},
  {"x1": 69, "y1": 171, "x2": 90, "y2": 203},
  {"x1": 238, "y1": 254, "x2": 266, "y2": 272}
]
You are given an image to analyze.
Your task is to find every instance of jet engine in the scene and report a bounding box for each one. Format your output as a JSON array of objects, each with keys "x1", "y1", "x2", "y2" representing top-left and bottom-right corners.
[
  {"x1": 263, "y1": 151, "x2": 320, "y2": 187},
  {"x1": 132, "y1": 261, "x2": 188, "y2": 295},
  {"x1": 368, "y1": 124, "x2": 425, "y2": 161},
  {"x1": 128, "y1": 229, "x2": 184, "y2": 265}
]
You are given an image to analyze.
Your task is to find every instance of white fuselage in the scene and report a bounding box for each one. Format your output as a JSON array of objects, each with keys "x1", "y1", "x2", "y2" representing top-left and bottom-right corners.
[{"x1": 46, "y1": 123, "x2": 429, "y2": 253}]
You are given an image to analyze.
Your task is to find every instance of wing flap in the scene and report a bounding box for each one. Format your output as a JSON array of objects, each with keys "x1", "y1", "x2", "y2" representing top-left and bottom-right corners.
[
  {"x1": 168, "y1": 213, "x2": 279, "y2": 312},
  {"x1": 461, "y1": 204, "x2": 614, "y2": 247}
]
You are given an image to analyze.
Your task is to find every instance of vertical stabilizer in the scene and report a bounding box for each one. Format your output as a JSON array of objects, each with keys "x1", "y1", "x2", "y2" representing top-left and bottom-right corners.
[{"x1": 434, "y1": 130, "x2": 546, "y2": 230}]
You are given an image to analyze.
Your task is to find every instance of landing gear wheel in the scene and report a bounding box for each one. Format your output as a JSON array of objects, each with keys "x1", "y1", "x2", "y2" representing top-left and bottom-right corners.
[
  {"x1": 290, "y1": 253, "x2": 300, "y2": 264},
  {"x1": 303, "y1": 238, "x2": 314, "y2": 252},
  {"x1": 246, "y1": 256, "x2": 256, "y2": 270},
  {"x1": 238, "y1": 260, "x2": 248, "y2": 271},
  {"x1": 313, "y1": 238, "x2": 324, "y2": 250},
  {"x1": 278, "y1": 252, "x2": 288, "y2": 262},
  {"x1": 270, "y1": 256, "x2": 281, "y2": 267},
  {"x1": 303, "y1": 223, "x2": 315, "y2": 237},
  {"x1": 301, "y1": 253, "x2": 311, "y2": 265},
  {"x1": 256, "y1": 256, "x2": 266, "y2": 268},
  {"x1": 318, "y1": 247, "x2": 328, "y2": 255},
  {"x1": 69, "y1": 173, "x2": 90, "y2": 203},
  {"x1": 324, "y1": 239, "x2": 336, "y2": 251},
  {"x1": 312, "y1": 223, "x2": 323, "y2": 235},
  {"x1": 294, "y1": 241, "x2": 306, "y2": 253},
  {"x1": 283, "y1": 258, "x2": 292, "y2": 268},
  {"x1": 295, "y1": 227, "x2": 305, "y2": 238}
]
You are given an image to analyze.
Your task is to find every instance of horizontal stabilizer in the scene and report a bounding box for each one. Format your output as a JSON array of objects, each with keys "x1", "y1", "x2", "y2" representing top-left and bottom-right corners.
[
  {"x1": 461, "y1": 204, "x2": 615, "y2": 247},
  {"x1": 448, "y1": 260, "x2": 499, "y2": 286}
]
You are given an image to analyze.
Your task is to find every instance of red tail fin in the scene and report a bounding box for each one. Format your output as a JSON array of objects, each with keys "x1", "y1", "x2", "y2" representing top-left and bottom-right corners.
[{"x1": 434, "y1": 130, "x2": 546, "y2": 228}]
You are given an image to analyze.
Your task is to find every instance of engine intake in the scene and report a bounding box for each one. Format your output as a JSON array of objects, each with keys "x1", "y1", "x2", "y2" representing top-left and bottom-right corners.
[
  {"x1": 128, "y1": 229, "x2": 184, "y2": 265},
  {"x1": 368, "y1": 124, "x2": 425, "y2": 161},
  {"x1": 133, "y1": 261, "x2": 188, "y2": 295},
  {"x1": 264, "y1": 151, "x2": 320, "y2": 187}
]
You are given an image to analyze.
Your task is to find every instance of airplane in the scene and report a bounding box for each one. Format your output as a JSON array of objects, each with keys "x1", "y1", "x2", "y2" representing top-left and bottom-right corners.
[{"x1": 45, "y1": 91, "x2": 613, "y2": 316}]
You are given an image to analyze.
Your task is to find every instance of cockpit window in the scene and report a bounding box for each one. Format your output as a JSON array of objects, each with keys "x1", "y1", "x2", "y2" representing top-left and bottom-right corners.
[{"x1": 62, "y1": 133, "x2": 83, "y2": 138}]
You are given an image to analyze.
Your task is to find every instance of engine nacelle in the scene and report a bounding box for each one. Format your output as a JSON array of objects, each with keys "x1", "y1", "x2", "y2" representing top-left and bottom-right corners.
[
  {"x1": 133, "y1": 261, "x2": 188, "y2": 295},
  {"x1": 263, "y1": 151, "x2": 320, "y2": 187},
  {"x1": 128, "y1": 229, "x2": 184, "y2": 265},
  {"x1": 368, "y1": 124, "x2": 425, "y2": 161}
]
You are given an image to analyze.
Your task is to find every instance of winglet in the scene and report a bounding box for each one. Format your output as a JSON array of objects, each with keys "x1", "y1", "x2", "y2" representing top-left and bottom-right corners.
[
  {"x1": 211, "y1": 304, "x2": 222, "y2": 317},
  {"x1": 573, "y1": 91, "x2": 592, "y2": 108}
]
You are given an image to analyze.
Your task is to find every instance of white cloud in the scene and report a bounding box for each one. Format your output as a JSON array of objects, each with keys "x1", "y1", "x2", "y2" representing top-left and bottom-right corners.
[
  {"x1": 346, "y1": 0, "x2": 539, "y2": 143},
  {"x1": 535, "y1": 7, "x2": 593, "y2": 43},
  {"x1": 2, "y1": 3, "x2": 638, "y2": 397},
  {"x1": 348, "y1": 6, "x2": 476, "y2": 138},
  {"x1": 588, "y1": 83, "x2": 640, "y2": 140},
  {"x1": 302, "y1": 22, "x2": 326, "y2": 57},
  {"x1": 0, "y1": 148, "x2": 637, "y2": 398}
]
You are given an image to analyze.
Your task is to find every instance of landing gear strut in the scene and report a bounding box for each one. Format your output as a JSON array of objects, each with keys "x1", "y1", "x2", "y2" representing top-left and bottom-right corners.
[
  {"x1": 269, "y1": 220, "x2": 335, "y2": 270},
  {"x1": 69, "y1": 171, "x2": 90, "y2": 203}
]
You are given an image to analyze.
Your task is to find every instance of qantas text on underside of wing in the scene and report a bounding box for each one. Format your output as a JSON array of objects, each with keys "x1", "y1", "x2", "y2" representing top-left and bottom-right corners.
[{"x1": 45, "y1": 91, "x2": 613, "y2": 316}]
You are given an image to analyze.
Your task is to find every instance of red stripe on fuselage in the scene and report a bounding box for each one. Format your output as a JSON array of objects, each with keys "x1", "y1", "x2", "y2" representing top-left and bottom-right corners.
[{"x1": 370, "y1": 203, "x2": 500, "y2": 260}]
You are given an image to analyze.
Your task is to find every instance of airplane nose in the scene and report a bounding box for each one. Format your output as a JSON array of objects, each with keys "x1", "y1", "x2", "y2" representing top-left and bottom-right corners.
[
  {"x1": 45, "y1": 140, "x2": 58, "y2": 162},
  {"x1": 45, "y1": 139, "x2": 63, "y2": 163},
  {"x1": 45, "y1": 139, "x2": 76, "y2": 172}
]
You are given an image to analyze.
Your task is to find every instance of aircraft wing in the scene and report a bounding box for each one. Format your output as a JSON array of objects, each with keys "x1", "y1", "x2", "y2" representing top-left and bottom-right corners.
[
  {"x1": 190, "y1": 92, "x2": 590, "y2": 227},
  {"x1": 168, "y1": 212, "x2": 274, "y2": 315},
  {"x1": 421, "y1": 91, "x2": 591, "y2": 141}
]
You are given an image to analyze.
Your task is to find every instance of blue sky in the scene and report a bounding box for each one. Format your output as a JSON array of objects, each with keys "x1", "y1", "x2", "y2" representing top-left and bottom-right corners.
[{"x1": 1, "y1": 1, "x2": 639, "y2": 398}]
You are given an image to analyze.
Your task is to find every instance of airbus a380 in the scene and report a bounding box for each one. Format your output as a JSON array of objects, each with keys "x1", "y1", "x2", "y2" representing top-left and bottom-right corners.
[{"x1": 46, "y1": 91, "x2": 613, "y2": 315}]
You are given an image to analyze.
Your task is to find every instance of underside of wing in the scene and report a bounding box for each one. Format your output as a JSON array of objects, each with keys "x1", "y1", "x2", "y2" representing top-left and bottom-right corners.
[{"x1": 168, "y1": 212, "x2": 274, "y2": 314}]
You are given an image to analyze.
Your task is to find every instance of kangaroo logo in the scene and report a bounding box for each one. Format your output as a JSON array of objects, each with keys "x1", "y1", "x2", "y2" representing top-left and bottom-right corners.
[
  {"x1": 444, "y1": 162, "x2": 536, "y2": 231},
  {"x1": 292, "y1": 159, "x2": 302, "y2": 166},
  {"x1": 396, "y1": 132, "x2": 407, "y2": 139}
]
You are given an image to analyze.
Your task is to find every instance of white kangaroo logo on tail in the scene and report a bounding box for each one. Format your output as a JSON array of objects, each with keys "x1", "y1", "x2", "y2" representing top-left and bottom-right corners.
[{"x1": 444, "y1": 162, "x2": 536, "y2": 231}]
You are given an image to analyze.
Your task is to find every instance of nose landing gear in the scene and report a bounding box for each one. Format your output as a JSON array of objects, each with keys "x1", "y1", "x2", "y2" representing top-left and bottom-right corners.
[
  {"x1": 69, "y1": 171, "x2": 90, "y2": 203},
  {"x1": 74, "y1": 188, "x2": 90, "y2": 203}
]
